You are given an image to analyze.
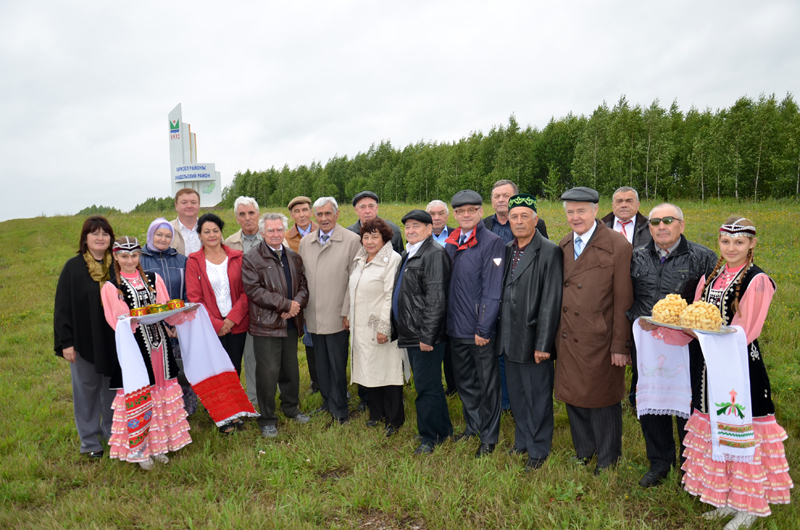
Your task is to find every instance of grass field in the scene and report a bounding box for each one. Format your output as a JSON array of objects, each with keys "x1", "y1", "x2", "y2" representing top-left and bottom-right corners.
[{"x1": 0, "y1": 200, "x2": 797, "y2": 529}]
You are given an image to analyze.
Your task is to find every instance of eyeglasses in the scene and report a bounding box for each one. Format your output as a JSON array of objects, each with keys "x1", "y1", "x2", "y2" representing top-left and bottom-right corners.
[
  {"x1": 649, "y1": 216, "x2": 682, "y2": 226},
  {"x1": 454, "y1": 206, "x2": 481, "y2": 216}
]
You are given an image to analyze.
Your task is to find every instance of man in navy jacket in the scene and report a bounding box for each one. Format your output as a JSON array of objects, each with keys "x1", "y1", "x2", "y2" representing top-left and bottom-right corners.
[{"x1": 445, "y1": 190, "x2": 506, "y2": 458}]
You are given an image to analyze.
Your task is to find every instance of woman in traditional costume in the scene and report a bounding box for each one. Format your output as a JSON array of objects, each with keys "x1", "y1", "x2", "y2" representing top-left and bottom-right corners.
[
  {"x1": 139, "y1": 217, "x2": 197, "y2": 415},
  {"x1": 101, "y1": 237, "x2": 192, "y2": 470},
  {"x1": 348, "y1": 218, "x2": 405, "y2": 436},
  {"x1": 651, "y1": 217, "x2": 792, "y2": 530},
  {"x1": 53, "y1": 216, "x2": 118, "y2": 459}
]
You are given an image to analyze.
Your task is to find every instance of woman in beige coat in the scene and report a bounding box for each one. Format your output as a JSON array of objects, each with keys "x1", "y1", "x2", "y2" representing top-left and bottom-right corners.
[{"x1": 349, "y1": 218, "x2": 405, "y2": 436}]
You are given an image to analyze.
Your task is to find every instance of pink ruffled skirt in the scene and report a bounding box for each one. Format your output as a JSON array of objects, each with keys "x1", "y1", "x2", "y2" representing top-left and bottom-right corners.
[{"x1": 682, "y1": 412, "x2": 793, "y2": 516}]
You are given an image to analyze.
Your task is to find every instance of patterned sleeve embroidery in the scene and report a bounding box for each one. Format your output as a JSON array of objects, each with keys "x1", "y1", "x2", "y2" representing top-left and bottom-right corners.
[{"x1": 368, "y1": 314, "x2": 392, "y2": 335}]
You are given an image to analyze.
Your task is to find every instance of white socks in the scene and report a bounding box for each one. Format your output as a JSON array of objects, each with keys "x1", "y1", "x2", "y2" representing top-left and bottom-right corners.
[{"x1": 723, "y1": 511, "x2": 758, "y2": 530}]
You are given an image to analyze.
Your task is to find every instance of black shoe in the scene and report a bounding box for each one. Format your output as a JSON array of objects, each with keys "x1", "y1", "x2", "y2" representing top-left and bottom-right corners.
[
  {"x1": 366, "y1": 420, "x2": 379, "y2": 428},
  {"x1": 525, "y1": 457, "x2": 544, "y2": 471},
  {"x1": 413, "y1": 443, "x2": 434, "y2": 455},
  {"x1": 384, "y1": 425, "x2": 398, "y2": 437},
  {"x1": 638, "y1": 468, "x2": 669, "y2": 488},
  {"x1": 86, "y1": 451, "x2": 104, "y2": 459},
  {"x1": 451, "y1": 432, "x2": 475, "y2": 443},
  {"x1": 357, "y1": 401, "x2": 368, "y2": 412},
  {"x1": 475, "y1": 443, "x2": 496, "y2": 458}
]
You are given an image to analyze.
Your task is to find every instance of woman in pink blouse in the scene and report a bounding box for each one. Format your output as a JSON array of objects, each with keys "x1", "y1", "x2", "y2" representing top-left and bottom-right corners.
[{"x1": 645, "y1": 217, "x2": 792, "y2": 530}]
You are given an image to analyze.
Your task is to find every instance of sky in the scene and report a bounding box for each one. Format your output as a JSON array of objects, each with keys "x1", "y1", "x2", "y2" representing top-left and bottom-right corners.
[{"x1": 1, "y1": 1, "x2": 798, "y2": 221}]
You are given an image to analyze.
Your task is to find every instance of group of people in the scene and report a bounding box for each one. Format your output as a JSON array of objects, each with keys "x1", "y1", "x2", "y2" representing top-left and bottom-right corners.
[{"x1": 53, "y1": 182, "x2": 791, "y2": 529}]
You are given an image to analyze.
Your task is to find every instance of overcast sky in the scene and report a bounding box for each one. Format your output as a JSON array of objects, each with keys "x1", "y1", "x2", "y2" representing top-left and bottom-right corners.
[{"x1": 1, "y1": 1, "x2": 797, "y2": 221}]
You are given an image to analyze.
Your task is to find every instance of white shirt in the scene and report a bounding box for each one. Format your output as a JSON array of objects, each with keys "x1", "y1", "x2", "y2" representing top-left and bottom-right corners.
[
  {"x1": 179, "y1": 219, "x2": 202, "y2": 254},
  {"x1": 206, "y1": 258, "x2": 232, "y2": 317},
  {"x1": 459, "y1": 228, "x2": 474, "y2": 245},
  {"x1": 406, "y1": 240, "x2": 424, "y2": 260},
  {"x1": 613, "y1": 216, "x2": 635, "y2": 245},
  {"x1": 573, "y1": 220, "x2": 598, "y2": 251}
]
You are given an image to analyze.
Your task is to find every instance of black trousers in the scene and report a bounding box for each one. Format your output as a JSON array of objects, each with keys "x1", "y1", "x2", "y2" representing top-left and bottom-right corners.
[
  {"x1": 566, "y1": 402, "x2": 623, "y2": 469},
  {"x1": 365, "y1": 385, "x2": 405, "y2": 428},
  {"x1": 218, "y1": 331, "x2": 247, "y2": 376},
  {"x1": 640, "y1": 414, "x2": 688, "y2": 472},
  {"x1": 442, "y1": 339, "x2": 458, "y2": 394},
  {"x1": 309, "y1": 330, "x2": 350, "y2": 420},
  {"x1": 506, "y1": 356, "x2": 554, "y2": 462},
  {"x1": 305, "y1": 345, "x2": 320, "y2": 392},
  {"x1": 253, "y1": 329, "x2": 301, "y2": 427},
  {"x1": 408, "y1": 343, "x2": 453, "y2": 445},
  {"x1": 450, "y1": 337, "x2": 501, "y2": 444}
]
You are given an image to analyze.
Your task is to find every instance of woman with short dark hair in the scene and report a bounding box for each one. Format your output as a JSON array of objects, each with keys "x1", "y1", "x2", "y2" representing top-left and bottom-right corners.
[
  {"x1": 53, "y1": 215, "x2": 118, "y2": 458},
  {"x1": 349, "y1": 218, "x2": 405, "y2": 436}
]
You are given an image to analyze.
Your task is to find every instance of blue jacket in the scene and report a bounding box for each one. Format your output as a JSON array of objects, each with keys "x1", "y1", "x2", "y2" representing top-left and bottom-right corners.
[
  {"x1": 140, "y1": 245, "x2": 188, "y2": 302},
  {"x1": 445, "y1": 222, "x2": 506, "y2": 340}
]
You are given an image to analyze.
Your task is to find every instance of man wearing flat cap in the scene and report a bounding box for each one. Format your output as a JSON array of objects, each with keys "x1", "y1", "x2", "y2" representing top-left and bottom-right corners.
[
  {"x1": 445, "y1": 190, "x2": 506, "y2": 458},
  {"x1": 555, "y1": 186, "x2": 634, "y2": 474},
  {"x1": 392, "y1": 209, "x2": 453, "y2": 455},
  {"x1": 347, "y1": 191, "x2": 404, "y2": 254},
  {"x1": 496, "y1": 194, "x2": 563, "y2": 470},
  {"x1": 284, "y1": 196, "x2": 320, "y2": 394}
]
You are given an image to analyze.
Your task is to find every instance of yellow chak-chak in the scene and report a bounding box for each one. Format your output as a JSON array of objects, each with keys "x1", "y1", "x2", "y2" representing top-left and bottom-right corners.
[
  {"x1": 679, "y1": 301, "x2": 723, "y2": 332},
  {"x1": 651, "y1": 294, "x2": 688, "y2": 325}
]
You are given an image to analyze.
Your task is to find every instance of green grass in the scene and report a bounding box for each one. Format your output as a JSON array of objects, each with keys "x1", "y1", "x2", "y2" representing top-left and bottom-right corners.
[{"x1": 1, "y1": 200, "x2": 798, "y2": 529}]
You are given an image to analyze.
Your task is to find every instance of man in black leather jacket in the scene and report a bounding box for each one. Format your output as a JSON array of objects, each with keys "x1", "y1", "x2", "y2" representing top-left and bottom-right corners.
[
  {"x1": 496, "y1": 194, "x2": 563, "y2": 471},
  {"x1": 628, "y1": 203, "x2": 717, "y2": 488},
  {"x1": 392, "y1": 209, "x2": 453, "y2": 455}
]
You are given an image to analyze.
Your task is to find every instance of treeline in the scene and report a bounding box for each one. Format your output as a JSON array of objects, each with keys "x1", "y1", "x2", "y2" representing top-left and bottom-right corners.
[{"x1": 218, "y1": 93, "x2": 800, "y2": 207}]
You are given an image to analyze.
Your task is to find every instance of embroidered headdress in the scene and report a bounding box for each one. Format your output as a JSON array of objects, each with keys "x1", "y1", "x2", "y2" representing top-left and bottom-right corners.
[
  {"x1": 719, "y1": 218, "x2": 756, "y2": 238},
  {"x1": 113, "y1": 236, "x2": 142, "y2": 253}
]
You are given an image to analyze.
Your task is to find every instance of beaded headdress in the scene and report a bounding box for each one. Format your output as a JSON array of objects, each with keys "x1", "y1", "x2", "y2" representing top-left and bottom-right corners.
[
  {"x1": 719, "y1": 218, "x2": 756, "y2": 238},
  {"x1": 112, "y1": 236, "x2": 142, "y2": 253}
]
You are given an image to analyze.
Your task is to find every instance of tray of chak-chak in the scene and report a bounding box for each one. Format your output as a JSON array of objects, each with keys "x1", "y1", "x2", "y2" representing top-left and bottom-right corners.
[
  {"x1": 119, "y1": 301, "x2": 199, "y2": 324},
  {"x1": 642, "y1": 295, "x2": 736, "y2": 335}
]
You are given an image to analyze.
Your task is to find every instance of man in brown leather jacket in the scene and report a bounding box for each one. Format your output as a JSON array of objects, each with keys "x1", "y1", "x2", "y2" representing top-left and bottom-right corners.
[{"x1": 242, "y1": 213, "x2": 310, "y2": 438}]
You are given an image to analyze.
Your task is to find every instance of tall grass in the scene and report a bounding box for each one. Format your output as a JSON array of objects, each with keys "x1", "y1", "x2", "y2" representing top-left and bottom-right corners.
[{"x1": 0, "y1": 200, "x2": 797, "y2": 529}]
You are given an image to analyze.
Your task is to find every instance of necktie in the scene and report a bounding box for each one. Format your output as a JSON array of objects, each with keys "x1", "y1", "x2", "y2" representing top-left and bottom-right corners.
[
  {"x1": 619, "y1": 220, "x2": 632, "y2": 238},
  {"x1": 275, "y1": 248, "x2": 282, "y2": 262},
  {"x1": 321, "y1": 234, "x2": 330, "y2": 245},
  {"x1": 660, "y1": 250, "x2": 668, "y2": 265},
  {"x1": 574, "y1": 236, "x2": 583, "y2": 260},
  {"x1": 458, "y1": 235, "x2": 466, "y2": 247}
]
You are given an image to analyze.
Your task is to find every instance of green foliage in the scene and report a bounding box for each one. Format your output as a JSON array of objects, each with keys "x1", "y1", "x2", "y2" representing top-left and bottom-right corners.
[
  {"x1": 75, "y1": 205, "x2": 122, "y2": 216},
  {"x1": 130, "y1": 196, "x2": 175, "y2": 214}
]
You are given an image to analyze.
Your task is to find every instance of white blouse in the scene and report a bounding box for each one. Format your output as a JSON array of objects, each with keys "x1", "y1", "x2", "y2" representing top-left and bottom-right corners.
[{"x1": 206, "y1": 258, "x2": 232, "y2": 317}]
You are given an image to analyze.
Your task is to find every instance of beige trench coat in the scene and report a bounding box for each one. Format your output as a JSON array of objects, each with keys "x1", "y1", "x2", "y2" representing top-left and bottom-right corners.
[
  {"x1": 299, "y1": 224, "x2": 362, "y2": 335},
  {"x1": 348, "y1": 241, "x2": 405, "y2": 387},
  {"x1": 554, "y1": 221, "x2": 634, "y2": 408}
]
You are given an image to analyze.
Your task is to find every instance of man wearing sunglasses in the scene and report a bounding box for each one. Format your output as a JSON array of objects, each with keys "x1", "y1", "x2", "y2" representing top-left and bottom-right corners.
[
  {"x1": 627, "y1": 203, "x2": 717, "y2": 488},
  {"x1": 600, "y1": 186, "x2": 653, "y2": 249}
]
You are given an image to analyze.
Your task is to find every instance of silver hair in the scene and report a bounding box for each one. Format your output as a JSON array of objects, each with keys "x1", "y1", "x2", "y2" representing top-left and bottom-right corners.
[
  {"x1": 562, "y1": 201, "x2": 599, "y2": 211},
  {"x1": 612, "y1": 186, "x2": 639, "y2": 202},
  {"x1": 649, "y1": 203, "x2": 684, "y2": 220},
  {"x1": 313, "y1": 197, "x2": 339, "y2": 215},
  {"x1": 233, "y1": 196, "x2": 259, "y2": 214},
  {"x1": 259, "y1": 212, "x2": 289, "y2": 234},
  {"x1": 426, "y1": 199, "x2": 449, "y2": 215},
  {"x1": 492, "y1": 180, "x2": 518, "y2": 194}
]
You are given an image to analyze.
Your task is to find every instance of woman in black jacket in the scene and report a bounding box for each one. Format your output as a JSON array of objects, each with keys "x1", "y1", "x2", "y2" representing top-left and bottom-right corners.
[{"x1": 53, "y1": 216, "x2": 118, "y2": 458}]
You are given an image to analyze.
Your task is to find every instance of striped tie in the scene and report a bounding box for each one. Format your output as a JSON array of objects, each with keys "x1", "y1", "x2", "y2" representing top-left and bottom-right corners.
[
  {"x1": 660, "y1": 251, "x2": 668, "y2": 264},
  {"x1": 574, "y1": 236, "x2": 583, "y2": 260}
]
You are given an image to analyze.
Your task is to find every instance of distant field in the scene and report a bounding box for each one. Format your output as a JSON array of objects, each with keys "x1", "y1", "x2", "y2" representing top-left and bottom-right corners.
[{"x1": 0, "y1": 200, "x2": 797, "y2": 529}]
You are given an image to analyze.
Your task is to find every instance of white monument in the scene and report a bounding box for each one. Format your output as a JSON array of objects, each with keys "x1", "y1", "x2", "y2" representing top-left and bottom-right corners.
[{"x1": 168, "y1": 104, "x2": 222, "y2": 207}]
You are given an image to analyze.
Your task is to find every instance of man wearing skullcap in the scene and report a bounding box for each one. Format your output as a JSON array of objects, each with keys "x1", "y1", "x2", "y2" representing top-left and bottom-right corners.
[
  {"x1": 392, "y1": 209, "x2": 453, "y2": 455},
  {"x1": 555, "y1": 187, "x2": 634, "y2": 474},
  {"x1": 445, "y1": 190, "x2": 506, "y2": 458},
  {"x1": 496, "y1": 194, "x2": 563, "y2": 470}
]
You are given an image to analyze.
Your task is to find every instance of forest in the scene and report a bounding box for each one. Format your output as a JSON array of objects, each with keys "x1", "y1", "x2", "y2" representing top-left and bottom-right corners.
[{"x1": 220, "y1": 93, "x2": 800, "y2": 208}]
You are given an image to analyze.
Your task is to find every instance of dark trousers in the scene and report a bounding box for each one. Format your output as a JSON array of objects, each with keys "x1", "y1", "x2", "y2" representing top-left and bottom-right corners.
[
  {"x1": 506, "y1": 356, "x2": 554, "y2": 462},
  {"x1": 442, "y1": 339, "x2": 458, "y2": 394},
  {"x1": 365, "y1": 385, "x2": 405, "y2": 428},
  {"x1": 408, "y1": 343, "x2": 453, "y2": 446},
  {"x1": 566, "y1": 402, "x2": 623, "y2": 469},
  {"x1": 253, "y1": 329, "x2": 301, "y2": 428},
  {"x1": 450, "y1": 337, "x2": 501, "y2": 444},
  {"x1": 305, "y1": 345, "x2": 320, "y2": 392},
  {"x1": 640, "y1": 414, "x2": 688, "y2": 472},
  {"x1": 218, "y1": 331, "x2": 247, "y2": 376},
  {"x1": 309, "y1": 330, "x2": 350, "y2": 420},
  {"x1": 498, "y1": 354, "x2": 510, "y2": 410}
]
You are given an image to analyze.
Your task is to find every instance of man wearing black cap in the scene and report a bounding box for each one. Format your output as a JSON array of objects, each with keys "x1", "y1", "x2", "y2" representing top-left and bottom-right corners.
[
  {"x1": 497, "y1": 194, "x2": 563, "y2": 471},
  {"x1": 347, "y1": 191, "x2": 404, "y2": 253},
  {"x1": 445, "y1": 190, "x2": 506, "y2": 458},
  {"x1": 392, "y1": 209, "x2": 453, "y2": 455},
  {"x1": 555, "y1": 186, "x2": 634, "y2": 475}
]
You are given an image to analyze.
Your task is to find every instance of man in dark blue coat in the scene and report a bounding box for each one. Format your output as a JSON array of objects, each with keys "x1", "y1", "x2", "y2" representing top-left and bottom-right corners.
[{"x1": 445, "y1": 189, "x2": 506, "y2": 458}]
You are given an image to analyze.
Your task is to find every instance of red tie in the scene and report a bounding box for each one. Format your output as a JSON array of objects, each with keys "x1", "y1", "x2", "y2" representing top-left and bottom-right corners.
[{"x1": 619, "y1": 220, "x2": 632, "y2": 238}]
